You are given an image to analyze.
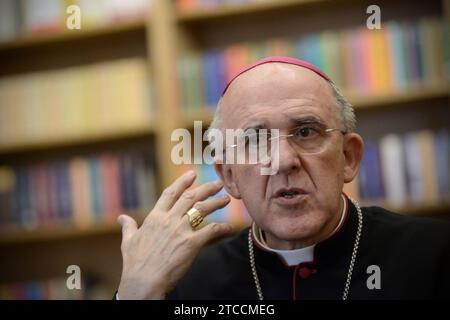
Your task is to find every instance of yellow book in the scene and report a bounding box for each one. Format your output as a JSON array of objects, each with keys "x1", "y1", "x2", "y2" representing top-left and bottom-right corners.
[
  {"x1": 62, "y1": 67, "x2": 85, "y2": 138},
  {"x1": 417, "y1": 130, "x2": 439, "y2": 205},
  {"x1": 371, "y1": 27, "x2": 392, "y2": 93},
  {"x1": 2, "y1": 76, "x2": 23, "y2": 146},
  {"x1": 366, "y1": 28, "x2": 392, "y2": 93},
  {"x1": 69, "y1": 157, "x2": 93, "y2": 227},
  {"x1": 81, "y1": 64, "x2": 98, "y2": 135},
  {"x1": 22, "y1": 74, "x2": 43, "y2": 143},
  {"x1": 96, "y1": 61, "x2": 116, "y2": 132},
  {"x1": 0, "y1": 78, "x2": 11, "y2": 146}
]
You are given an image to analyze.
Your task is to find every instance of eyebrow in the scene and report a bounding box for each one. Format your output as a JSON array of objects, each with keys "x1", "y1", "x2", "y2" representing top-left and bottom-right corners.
[
  {"x1": 288, "y1": 116, "x2": 325, "y2": 126},
  {"x1": 242, "y1": 116, "x2": 325, "y2": 132},
  {"x1": 243, "y1": 123, "x2": 269, "y2": 132}
]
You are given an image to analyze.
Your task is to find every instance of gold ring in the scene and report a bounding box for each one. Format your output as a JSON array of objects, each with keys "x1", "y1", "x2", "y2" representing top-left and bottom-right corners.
[{"x1": 186, "y1": 207, "x2": 203, "y2": 229}]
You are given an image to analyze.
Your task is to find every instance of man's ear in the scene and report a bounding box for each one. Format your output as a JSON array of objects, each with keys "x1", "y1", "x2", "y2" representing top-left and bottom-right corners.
[
  {"x1": 343, "y1": 133, "x2": 364, "y2": 183},
  {"x1": 214, "y1": 162, "x2": 242, "y2": 199}
]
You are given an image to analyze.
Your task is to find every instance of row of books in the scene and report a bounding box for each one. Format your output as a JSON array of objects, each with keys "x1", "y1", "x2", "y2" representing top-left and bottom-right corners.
[
  {"x1": 176, "y1": 17, "x2": 449, "y2": 111},
  {"x1": 185, "y1": 163, "x2": 251, "y2": 227},
  {"x1": 0, "y1": 0, "x2": 150, "y2": 42},
  {"x1": 0, "y1": 151, "x2": 157, "y2": 230},
  {"x1": 176, "y1": 0, "x2": 262, "y2": 11},
  {"x1": 354, "y1": 129, "x2": 450, "y2": 207},
  {"x1": 0, "y1": 277, "x2": 83, "y2": 300},
  {"x1": 0, "y1": 276, "x2": 108, "y2": 300},
  {"x1": 0, "y1": 58, "x2": 153, "y2": 148}
]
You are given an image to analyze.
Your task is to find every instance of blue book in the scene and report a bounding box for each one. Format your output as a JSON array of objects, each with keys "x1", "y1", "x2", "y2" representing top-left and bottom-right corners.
[
  {"x1": 203, "y1": 49, "x2": 226, "y2": 109},
  {"x1": 297, "y1": 34, "x2": 324, "y2": 71},
  {"x1": 386, "y1": 21, "x2": 408, "y2": 90},
  {"x1": 89, "y1": 156, "x2": 103, "y2": 221},
  {"x1": 433, "y1": 130, "x2": 450, "y2": 199},
  {"x1": 412, "y1": 23, "x2": 424, "y2": 82},
  {"x1": 403, "y1": 22, "x2": 420, "y2": 84},
  {"x1": 199, "y1": 164, "x2": 228, "y2": 223},
  {"x1": 120, "y1": 154, "x2": 139, "y2": 211},
  {"x1": 203, "y1": 50, "x2": 216, "y2": 108},
  {"x1": 15, "y1": 166, "x2": 36, "y2": 227},
  {"x1": 359, "y1": 140, "x2": 385, "y2": 200},
  {"x1": 25, "y1": 282, "x2": 41, "y2": 300},
  {"x1": 213, "y1": 51, "x2": 227, "y2": 108},
  {"x1": 55, "y1": 161, "x2": 72, "y2": 222}
]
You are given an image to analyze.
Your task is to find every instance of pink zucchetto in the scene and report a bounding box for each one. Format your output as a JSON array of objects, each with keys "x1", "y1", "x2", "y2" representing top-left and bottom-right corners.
[{"x1": 221, "y1": 56, "x2": 331, "y2": 96}]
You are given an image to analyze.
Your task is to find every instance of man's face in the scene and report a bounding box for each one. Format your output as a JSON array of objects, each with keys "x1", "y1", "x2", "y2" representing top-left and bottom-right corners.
[{"x1": 217, "y1": 63, "x2": 357, "y2": 248}]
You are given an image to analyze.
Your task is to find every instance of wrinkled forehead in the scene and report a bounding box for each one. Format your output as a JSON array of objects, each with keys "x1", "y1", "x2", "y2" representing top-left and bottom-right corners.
[{"x1": 219, "y1": 63, "x2": 338, "y2": 129}]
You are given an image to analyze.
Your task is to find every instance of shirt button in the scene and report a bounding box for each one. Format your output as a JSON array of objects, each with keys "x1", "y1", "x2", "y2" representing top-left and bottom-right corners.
[{"x1": 298, "y1": 267, "x2": 312, "y2": 279}]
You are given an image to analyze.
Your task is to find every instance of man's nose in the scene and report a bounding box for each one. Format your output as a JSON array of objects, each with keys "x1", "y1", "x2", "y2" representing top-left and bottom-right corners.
[{"x1": 274, "y1": 137, "x2": 302, "y2": 174}]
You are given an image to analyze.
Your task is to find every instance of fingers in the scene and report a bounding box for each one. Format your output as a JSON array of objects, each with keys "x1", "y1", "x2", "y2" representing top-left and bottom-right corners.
[
  {"x1": 170, "y1": 180, "x2": 224, "y2": 217},
  {"x1": 191, "y1": 194, "x2": 231, "y2": 218},
  {"x1": 194, "y1": 222, "x2": 235, "y2": 247},
  {"x1": 117, "y1": 214, "x2": 138, "y2": 242},
  {"x1": 154, "y1": 170, "x2": 197, "y2": 211}
]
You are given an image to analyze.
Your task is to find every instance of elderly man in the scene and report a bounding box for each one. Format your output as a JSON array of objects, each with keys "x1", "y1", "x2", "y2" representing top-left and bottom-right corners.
[{"x1": 116, "y1": 57, "x2": 450, "y2": 300}]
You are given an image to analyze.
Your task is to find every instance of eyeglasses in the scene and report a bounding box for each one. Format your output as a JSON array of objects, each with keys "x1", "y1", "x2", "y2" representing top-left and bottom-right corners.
[{"x1": 225, "y1": 122, "x2": 346, "y2": 158}]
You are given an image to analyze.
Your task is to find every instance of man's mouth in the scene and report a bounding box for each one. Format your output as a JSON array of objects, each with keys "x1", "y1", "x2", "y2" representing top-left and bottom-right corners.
[{"x1": 274, "y1": 188, "x2": 307, "y2": 199}]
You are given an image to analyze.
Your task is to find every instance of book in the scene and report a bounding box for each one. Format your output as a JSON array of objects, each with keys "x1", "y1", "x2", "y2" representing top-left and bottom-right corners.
[
  {"x1": 433, "y1": 129, "x2": 450, "y2": 200},
  {"x1": 0, "y1": 0, "x2": 21, "y2": 42},
  {"x1": 0, "y1": 58, "x2": 153, "y2": 148},
  {"x1": 176, "y1": 17, "x2": 448, "y2": 112},
  {"x1": 21, "y1": 0, "x2": 63, "y2": 35},
  {"x1": 379, "y1": 134, "x2": 408, "y2": 207}
]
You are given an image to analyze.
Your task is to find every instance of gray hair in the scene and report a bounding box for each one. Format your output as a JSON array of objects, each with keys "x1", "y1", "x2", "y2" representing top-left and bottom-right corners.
[{"x1": 207, "y1": 80, "x2": 356, "y2": 143}]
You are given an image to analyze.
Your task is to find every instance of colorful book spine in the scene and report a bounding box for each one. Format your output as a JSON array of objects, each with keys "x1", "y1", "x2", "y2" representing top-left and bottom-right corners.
[
  {"x1": 0, "y1": 152, "x2": 157, "y2": 230},
  {"x1": 177, "y1": 17, "x2": 447, "y2": 112}
]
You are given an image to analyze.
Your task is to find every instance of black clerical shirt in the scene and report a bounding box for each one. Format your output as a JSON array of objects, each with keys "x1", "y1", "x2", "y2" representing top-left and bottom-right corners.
[{"x1": 168, "y1": 197, "x2": 450, "y2": 299}]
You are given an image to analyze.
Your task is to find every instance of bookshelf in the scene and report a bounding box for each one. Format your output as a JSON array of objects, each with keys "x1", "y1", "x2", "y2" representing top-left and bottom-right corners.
[
  {"x1": 175, "y1": 0, "x2": 327, "y2": 21},
  {"x1": 0, "y1": 0, "x2": 449, "y2": 299},
  {"x1": 0, "y1": 19, "x2": 146, "y2": 52}
]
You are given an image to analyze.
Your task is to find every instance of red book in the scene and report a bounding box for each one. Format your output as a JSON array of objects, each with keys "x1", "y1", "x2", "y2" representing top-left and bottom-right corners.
[{"x1": 99, "y1": 153, "x2": 122, "y2": 222}]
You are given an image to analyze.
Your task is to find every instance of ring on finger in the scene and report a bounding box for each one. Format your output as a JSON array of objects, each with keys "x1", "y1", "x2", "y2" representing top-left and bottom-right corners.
[{"x1": 186, "y1": 207, "x2": 203, "y2": 229}]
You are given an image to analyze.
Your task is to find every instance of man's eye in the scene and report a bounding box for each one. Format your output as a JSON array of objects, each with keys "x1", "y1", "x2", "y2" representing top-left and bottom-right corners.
[{"x1": 295, "y1": 126, "x2": 319, "y2": 138}]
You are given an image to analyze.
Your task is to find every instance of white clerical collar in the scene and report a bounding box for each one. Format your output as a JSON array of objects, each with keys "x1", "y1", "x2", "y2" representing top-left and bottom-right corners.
[{"x1": 252, "y1": 194, "x2": 348, "y2": 266}]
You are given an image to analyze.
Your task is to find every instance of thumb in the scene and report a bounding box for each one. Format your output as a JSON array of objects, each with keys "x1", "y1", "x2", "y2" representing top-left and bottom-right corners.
[{"x1": 117, "y1": 214, "x2": 138, "y2": 242}]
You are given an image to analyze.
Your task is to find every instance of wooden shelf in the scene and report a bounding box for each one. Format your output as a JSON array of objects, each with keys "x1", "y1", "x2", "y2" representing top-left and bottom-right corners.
[
  {"x1": 350, "y1": 83, "x2": 450, "y2": 109},
  {"x1": 0, "y1": 124, "x2": 155, "y2": 156},
  {"x1": 0, "y1": 215, "x2": 146, "y2": 246},
  {"x1": 0, "y1": 223, "x2": 121, "y2": 246},
  {"x1": 0, "y1": 19, "x2": 147, "y2": 52},
  {"x1": 176, "y1": 0, "x2": 326, "y2": 22}
]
